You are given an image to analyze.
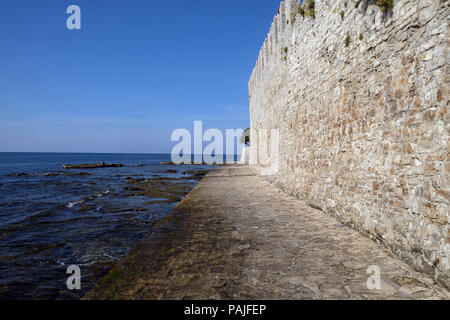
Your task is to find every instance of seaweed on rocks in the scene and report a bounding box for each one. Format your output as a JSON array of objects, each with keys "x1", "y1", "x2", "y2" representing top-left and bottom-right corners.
[{"x1": 122, "y1": 169, "x2": 210, "y2": 204}]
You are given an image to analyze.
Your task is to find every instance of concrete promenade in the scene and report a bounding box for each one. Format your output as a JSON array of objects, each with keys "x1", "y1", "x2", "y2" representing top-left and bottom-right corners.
[{"x1": 86, "y1": 166, "x2": 449, "y2": 300}]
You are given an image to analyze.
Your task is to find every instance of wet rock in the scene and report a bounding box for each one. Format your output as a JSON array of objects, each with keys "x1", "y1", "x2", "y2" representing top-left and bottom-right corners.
[
  {"x1": 147, "y1": 200, "x2": 166, "y2": 205},
  {"x1": 122, "y1": 169, "x2": 208, "y2": 205},
  {"x1": 125, "y1": 178, "x2": 145, "y2": 184},
  {"x1": 178, "y1": 170, "x2": 209, "y2": 181},
  {"x1": 179, "y1": 176, "x2": 203, "y2": 181},
  {"x1": 123, "y1": 186, "x2": 145, "y2": 192},
  {"x1": 182, "y1": 170, "x2": 209, "y2": 177},
  {"x1": 64, "y1": 172, "x2": 91, "y2": 177},
  {"x1": 156, "y1": 170, "x2": 178, "y2": 174},
  {"x1": 8, "y1": 172, "x2": 29, "y2": 177},
  {"x1": 133, "y1": 164, "x2": 149, "y2": 167},
  {"x1": 166, "y1": 196, "x2": 182, "y2": 204},
  {"x1": 148, "y1": 177, "x2": 178, "y2": 182},
  {"x1": 78, "y1": 203, "x2": 96, "y2": 213},
  {"x1": 44, "y1": 172, "x2": 62, "y2": 177}
]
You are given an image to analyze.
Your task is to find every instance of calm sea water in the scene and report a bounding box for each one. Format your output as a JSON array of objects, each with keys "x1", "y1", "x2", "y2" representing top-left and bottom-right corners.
[{"x1": 0, "y1": 153, "x2": 214, "y2": 299}]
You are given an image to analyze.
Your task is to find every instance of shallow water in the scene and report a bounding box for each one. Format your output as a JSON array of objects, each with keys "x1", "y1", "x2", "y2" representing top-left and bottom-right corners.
[{"x1": 0, "y1": 153, "x2": 213, "y2": 299}]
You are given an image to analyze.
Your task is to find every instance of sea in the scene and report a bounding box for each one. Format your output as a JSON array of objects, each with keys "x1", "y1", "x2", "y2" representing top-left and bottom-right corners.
[{"x1": 0, "y1": 152, "x2": 217, "y2": 299}]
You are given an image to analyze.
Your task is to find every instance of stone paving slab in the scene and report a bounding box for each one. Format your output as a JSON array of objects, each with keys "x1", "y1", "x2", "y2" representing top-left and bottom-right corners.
[{"x1": 85, "y1": 166, "x2": 449, "y2": 300}]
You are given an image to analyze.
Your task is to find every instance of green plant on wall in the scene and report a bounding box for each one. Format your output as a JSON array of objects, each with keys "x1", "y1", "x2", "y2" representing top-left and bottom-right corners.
[
  {"x1": 298, "y1": 6, "x2": 305, "y2": 17},
  {"x1": 294, "y1": 0, "x2": 315, "y2": 19},
  {"x1": 305, "y1": 0, "x2": 315, "y2": 18},
  {"x1": 287, "y1": 0, "x2": 394, "y2": 24},
  {"x1": 376, "y1": 0, "x2": 394, "y2": 11},
  {"x1": 291, "y1": 12, "x2": 297, "y2": 23},
  {"x1": 358, "y1": 0, "x2": 394, "y2": 11},
  {"x1": 281, "y1": 47, "x2": 288, "y2": 61},
  {"x1": 345, "y1": 34, "x2": 351, "y2": 47}
]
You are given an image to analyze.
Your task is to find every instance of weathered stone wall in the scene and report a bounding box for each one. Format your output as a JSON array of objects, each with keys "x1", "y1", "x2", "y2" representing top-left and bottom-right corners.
[{"x1": 249, "y1": 0, "x2": 449, "y2": 288}]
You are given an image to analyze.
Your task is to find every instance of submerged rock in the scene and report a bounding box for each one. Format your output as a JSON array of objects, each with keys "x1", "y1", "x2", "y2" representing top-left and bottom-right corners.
[
  {"x1": 148, "y1": 177, "x2": 178, "y2": 182},
  {"x1": 78, "y1": 203, "x2": 96, "y2": 213},
  {"x1": 166, "y1": 196, "x2": 182, "y2": 204},
  {"x1": 64, "y1": 172, "x2": 91, "y2": 177},
  {"x1": 8, "y1": 172, "x2": 30, "y2": 177},
  {"x1": 44, "y1": 172, "x2": 63, "y2": 177},
  {"x1": 125, "y1": 177, "x2": 145, "y2": 184},
  {"x1": 179, "y1": 170, "x2": 209, "y2": 181},
  {"x1": 155, "y1": 169, "x2": 178, "y2": 174},
  {"x1": 42, "y1": 171, "x2": 91, "y2": 177},
  {"x1": 122, "y1": 169, "x2": 210, "y2": 204},
  {"x1": 182, "y1": 170, "x2": 209, "y2": 176}
]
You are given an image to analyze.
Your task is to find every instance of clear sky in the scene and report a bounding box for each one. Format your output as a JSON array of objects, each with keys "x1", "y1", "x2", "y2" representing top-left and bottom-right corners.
[{"x1": 0, "y1": 0, "x2": 282, "y2": 153}]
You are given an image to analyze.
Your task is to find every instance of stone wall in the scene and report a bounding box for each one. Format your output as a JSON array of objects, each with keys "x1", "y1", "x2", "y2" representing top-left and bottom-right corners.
[{"x1": 248, "y1": 0, "x2": 449, "y2": 288}]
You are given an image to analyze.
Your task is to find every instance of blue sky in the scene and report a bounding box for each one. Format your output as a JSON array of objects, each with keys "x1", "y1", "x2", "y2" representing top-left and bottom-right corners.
[{"x1": 0, "y1": 0, "x2": 282, "y2": 153}]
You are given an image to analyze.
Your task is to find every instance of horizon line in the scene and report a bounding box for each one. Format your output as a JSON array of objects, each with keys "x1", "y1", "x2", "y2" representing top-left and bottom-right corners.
[{"x1": 0, "y1": 151, "x2": 243, "y2": 156}]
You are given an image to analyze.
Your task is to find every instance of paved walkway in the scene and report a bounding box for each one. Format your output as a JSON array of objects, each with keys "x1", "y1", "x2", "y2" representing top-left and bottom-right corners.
[{"x1": 86, "y1": 166, "x2": 449, "y2": 300}]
